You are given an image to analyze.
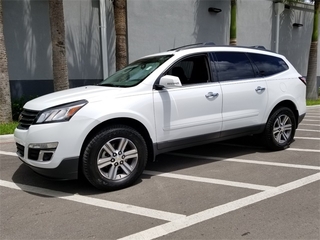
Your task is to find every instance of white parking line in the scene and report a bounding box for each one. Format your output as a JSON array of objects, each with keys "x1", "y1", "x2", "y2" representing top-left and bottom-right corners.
[
  {"x1": 168, "y1": 153, "x2": 320, "y2": 170},
  {"x1": 119, "y1": 172, "x2": 320, "y2": 240},
  {"x1": 297, "y1": 129, "x2": 320, "y2": 132},
  {"x1": 0, "y1": 151, "x2": 16, "y2": 157},
  {"x1": 295, "y1": 137, "x2": 320, "y2": 140},
  {"x1": 302, "y1": 119, "x2": 320, "y2": 122},
  {"x1": 0, "y1": 180, "x2": 186, "y2": 222},
  {"x1": 286, "y1": 148, "x2": 320, "y2": 153},
  {"x1": 217, "y1": 142, "x2": 320, "y2": 153},
  {"x1": 144, "y1": 170, "x2": 274, "y2": 191},
  {"x1": 299, "y1": 123, "x2": 320, "y2": 127}
]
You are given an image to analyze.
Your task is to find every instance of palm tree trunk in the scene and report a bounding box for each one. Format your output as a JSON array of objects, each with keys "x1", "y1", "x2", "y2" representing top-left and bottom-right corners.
[
  {"x1": 230, "y1": 0, "x2": 237, "y2": 46},
  {"x1": 306, "y1": 0, "x2": 319, "y2": 100},
  {"x1": 0, "y1": 0, "x2": 12, "y2": 122},
  {"x1": 48, "y1": 0, "x2": 69, "y2": 91},
  {"x1": 114, "y1": 0, "x2": 128, "y2": 71}
]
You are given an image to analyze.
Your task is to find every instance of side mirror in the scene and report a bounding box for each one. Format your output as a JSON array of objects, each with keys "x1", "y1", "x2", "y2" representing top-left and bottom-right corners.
[{"x1": 158, "y1": 75, "x2": 182, "y2": 89}]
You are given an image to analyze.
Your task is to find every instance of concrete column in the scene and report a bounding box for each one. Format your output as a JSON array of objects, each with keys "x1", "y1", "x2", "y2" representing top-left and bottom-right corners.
[
  {"x1": 274, "y1": 2, "x2": 285, "y2": 53},
  {"x1": 100, "y1": 0, "x2": 108, "y2": 79}
]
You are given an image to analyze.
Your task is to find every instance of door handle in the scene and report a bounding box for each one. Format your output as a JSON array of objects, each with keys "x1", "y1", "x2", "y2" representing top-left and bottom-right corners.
[
  {"x1": 255, "y1": 86, "x2": 266, "y2": 93},
  {"x1": 205, "y1": 92, "x2": 219, "y2": 98}
]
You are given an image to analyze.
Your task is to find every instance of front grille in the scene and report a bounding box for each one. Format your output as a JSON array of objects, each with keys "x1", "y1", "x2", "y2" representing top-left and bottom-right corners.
[
  {"x1": 16, "y1": 143, "x2": 25, "y2": 157},
  {"x1": 17, "y1": 109, "x2": 39, "y2": 130}
]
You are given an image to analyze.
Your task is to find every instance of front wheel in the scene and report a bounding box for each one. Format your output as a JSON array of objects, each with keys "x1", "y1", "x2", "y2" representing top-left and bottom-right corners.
[
  {"x1": 264, "y1": 107, "x2": 296, "y2": 150},
  {"x1": 82, "y1": 125, "x2": 148, "y2": 191}
]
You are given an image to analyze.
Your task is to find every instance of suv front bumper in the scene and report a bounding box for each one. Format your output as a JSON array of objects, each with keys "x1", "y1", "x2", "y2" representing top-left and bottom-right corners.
[
  {"x1": 18, "y1": 156, "x2": 79, "y2": 180},
  {"x1": 13, "y1": 119, "x2": 93, "y2": 180}
]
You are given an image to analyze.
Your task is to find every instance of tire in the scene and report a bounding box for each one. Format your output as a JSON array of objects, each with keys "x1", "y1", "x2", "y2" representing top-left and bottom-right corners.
[
  {"x1": 264, "y1": 107, "x2": 296, "y2": 150},
  {"x1": 82, "y1": 125, "x2": 148, "y2": 191}
]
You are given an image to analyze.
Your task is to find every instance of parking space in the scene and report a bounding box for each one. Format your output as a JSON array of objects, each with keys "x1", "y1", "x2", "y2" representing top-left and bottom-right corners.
[{"x1": 1, "y1": 106, "x2": 319, "y2": 240}]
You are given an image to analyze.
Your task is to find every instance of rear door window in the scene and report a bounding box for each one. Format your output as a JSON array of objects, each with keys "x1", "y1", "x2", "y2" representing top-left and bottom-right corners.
[
  {"x1": 214, "y1": 52, "x2": 256, "y2": 81},
  {"x1": 247, "y1": 53, "x2": 289, "y2": 77}
]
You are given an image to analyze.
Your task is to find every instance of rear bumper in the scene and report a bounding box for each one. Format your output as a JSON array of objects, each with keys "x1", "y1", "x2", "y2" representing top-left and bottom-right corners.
[{"x1": 18, "y1": 156, "x2": 79, "y2": 180}]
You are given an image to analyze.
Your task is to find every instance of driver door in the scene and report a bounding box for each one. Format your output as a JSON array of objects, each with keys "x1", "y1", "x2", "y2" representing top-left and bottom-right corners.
[{"x1": 153, "y1": 54, "x2": 223, "y2": 150}]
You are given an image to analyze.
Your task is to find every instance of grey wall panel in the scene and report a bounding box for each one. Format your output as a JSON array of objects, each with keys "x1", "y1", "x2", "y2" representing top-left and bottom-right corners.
[
  {"x1": 64, "y1": 0, "x2": 103, "y2": 80},
  {"x1": 3, "y1": 0, "x2": 104, "y2": 81},
  {"x1": 237, "y1": 0, "x2": 273, "y2": 49},
  {"x1": 3, "y1": 0, "x2": 318, "y2": 100},
  {"x1": 127, "y1": 0, "x2": 318, "y2": 78},
  {"x1": 279, "y1": 7, "x2": 314, "y2": 75},
  {"x1": 2, "y1": 0, "x2": 52, "y2": 80},
  {"x1": 127, "y1": 0, "x2": 230, "y2": 62},
  {"x1": 3, "y1": 0, "x2": 105, "y2": 99}
]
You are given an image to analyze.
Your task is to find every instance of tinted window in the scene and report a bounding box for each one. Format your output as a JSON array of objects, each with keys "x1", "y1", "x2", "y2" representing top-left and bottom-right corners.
[
  {"x1": 248, "y1": 53, "x2": 289, "y2": 77},
  {"x1": 214, "y1": 52, "x2": 255, "y2": 81},
  {"x1": 167, "y1": 55, "x2": 210, "y2": 85}
]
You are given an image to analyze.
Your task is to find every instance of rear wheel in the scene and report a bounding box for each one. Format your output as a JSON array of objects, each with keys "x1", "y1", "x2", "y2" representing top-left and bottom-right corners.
[
  {"x1": 82, "y1": 125, "x2": 148, "y2": 191},
  {"x1": 264, "y1": 107, "x2": 296, "y2": 150}
]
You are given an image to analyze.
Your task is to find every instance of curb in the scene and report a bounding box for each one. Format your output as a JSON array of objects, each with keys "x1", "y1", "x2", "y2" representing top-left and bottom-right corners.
[
  {"x1": 306, "y1": 105, "x2": 320, "y2": 109},
  {"x1": 0, "y1": 134, "x2": 14, "y2": 142}
]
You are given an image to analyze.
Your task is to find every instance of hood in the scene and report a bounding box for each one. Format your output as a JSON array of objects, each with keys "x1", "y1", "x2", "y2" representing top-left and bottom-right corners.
[{"x1": 24, "y1": 85, "x2": 123, "y2": 110}]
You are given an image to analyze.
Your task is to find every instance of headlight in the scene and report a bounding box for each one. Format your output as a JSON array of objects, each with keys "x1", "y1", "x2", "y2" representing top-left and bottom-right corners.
[{"x1": 36, "y1": 100, "x2": 88, "y2": 124}]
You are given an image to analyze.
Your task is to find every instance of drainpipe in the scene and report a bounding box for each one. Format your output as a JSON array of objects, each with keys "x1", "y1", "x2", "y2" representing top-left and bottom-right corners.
[
  {"x1": 274, "y1": 2, "x2": 284, "y2": 53},
  {"x1": 99, "y1": 0, "x2": 108, "y2": 79}
]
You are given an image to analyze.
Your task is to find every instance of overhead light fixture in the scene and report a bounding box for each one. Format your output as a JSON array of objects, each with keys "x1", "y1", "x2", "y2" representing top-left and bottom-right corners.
[
  {"x1": 208, "y1": 7, "x2": 222, "y2": 13},
  {"x1": 293, "y1": 23, "x2": 303, "y2": 27}
]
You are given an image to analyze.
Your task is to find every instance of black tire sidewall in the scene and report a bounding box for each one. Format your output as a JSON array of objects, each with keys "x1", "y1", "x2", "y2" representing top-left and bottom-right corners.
[
  {"x1": 82, "y1": 125, "x2": 148, "y2": 191},
  {"x1": 264, "y1": 107, "x2": 296, "y2": 150}
]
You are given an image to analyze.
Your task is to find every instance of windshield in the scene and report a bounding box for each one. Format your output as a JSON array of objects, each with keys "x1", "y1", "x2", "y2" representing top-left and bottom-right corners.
[{"x1": 99, "y1": 55, "x2": 173, "y2": 87}]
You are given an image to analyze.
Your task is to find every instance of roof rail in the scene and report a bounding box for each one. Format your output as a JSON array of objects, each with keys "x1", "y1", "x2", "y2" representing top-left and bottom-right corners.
[
  {"x1": 250, "y1": 45, "x2": 267, "y2": 50},
  {"x1": 168, "y1": 42, "x2": 216, "y2": 51}
]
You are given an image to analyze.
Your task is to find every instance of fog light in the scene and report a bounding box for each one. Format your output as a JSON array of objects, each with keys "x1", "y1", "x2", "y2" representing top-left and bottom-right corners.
[
  {"x1": 43, "y1": 152, "x2": 53, "y2": 161},
  {"x1": 28, "y1": 142, "x2": 58, "y2": 162}
]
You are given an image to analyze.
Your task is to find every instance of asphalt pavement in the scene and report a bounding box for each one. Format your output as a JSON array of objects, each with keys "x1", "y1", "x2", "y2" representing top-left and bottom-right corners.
[{"x1": 0, "y1": 106, "x2": 319, "y2": 240}]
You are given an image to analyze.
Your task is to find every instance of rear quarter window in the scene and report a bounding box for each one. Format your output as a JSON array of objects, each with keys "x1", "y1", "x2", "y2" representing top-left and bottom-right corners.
[{"x1": 247, "y1": 53, "x2": 289, "y2": 77}]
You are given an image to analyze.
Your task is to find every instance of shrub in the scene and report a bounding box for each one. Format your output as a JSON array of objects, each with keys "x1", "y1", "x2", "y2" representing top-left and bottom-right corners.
[{"x1": 12, "y1": 96, "x2": 37, "y2": 121}]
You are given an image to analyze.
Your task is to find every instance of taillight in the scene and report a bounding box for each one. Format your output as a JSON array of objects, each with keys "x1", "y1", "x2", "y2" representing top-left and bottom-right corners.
[{"x1": 299, "y1": 76, "x2": 306, "y2": 85}]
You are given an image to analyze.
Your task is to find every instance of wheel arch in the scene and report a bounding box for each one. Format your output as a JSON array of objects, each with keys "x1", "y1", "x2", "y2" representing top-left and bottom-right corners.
[
  {"x1": 79, "y1": 118, "x2": 155, "y2": 173},
  {"x1": 267, "y1": 100, "x2": 299, "y2": 128}
]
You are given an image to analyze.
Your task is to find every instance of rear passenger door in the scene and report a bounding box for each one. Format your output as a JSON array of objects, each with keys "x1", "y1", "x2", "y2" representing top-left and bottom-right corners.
[{"x1": 213, "y1": 51, "x2": 268, "y2": 136}]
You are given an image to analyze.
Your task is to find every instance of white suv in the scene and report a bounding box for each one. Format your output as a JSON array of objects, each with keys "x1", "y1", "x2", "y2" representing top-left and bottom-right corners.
[{"x1": 14, "y1": 43, "x2": 306, "y2": 191}]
